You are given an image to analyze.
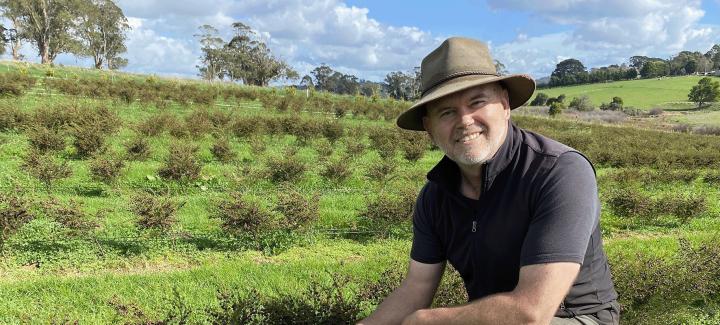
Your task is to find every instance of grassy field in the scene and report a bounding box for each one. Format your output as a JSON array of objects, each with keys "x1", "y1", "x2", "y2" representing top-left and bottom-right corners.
[
  {"x1": 1, "y1": 62, "x2": 720, "y2": 323},
  {"x1": 539, "y1": 75, "x2": 716, "y2": 109}
]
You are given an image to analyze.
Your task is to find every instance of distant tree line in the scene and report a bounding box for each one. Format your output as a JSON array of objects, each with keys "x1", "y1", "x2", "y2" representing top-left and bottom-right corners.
[
  {"x1": 0, "y1": 0, "x2": 130, "y2": 69},
  {"x1": 545, "y1": 44, "x2": 720, "y2": 88}
]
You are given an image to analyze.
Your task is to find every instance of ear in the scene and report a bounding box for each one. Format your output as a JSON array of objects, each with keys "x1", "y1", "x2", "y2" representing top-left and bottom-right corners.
[
  {"x1": 422, "y1": 116, "x2": 436, "y2": 145},
  {"x1": 501, "y1": 88, "x2": 511, "y2": 120}
]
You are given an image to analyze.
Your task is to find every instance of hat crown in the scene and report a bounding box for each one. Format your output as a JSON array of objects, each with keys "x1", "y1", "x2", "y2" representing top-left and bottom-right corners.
[{"x1": 421, "y1": 37, "x2": 498, "y2": 95}]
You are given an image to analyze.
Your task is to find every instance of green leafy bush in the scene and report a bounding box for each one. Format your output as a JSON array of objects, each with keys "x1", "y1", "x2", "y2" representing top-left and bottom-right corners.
[
  {"x1": 0, "y1": 192, "x2": 32, "y2": 250},
  {"x1": 42, "y1": 198, "x2": 97, "y2": 234},
  {"x1": 130, "y1": 193, "x2": 180, "y2": 232},
  {"x1": 275, "y1": 187, "x2": 319, "y2": 230},
  {"x1": 89, "y1": 154, "x2": 126, "y2": 184},
  {"x1": 158, "y1": 142, "x2": 202, "y2": 181},
  {"x1": 361, "y1": 188, "x2": 417, "y2": 228},
  {"x1": 26, "y1": 126, "x2": 65, "y2": 153},
  {"x1": 321, "y1": 158, "x2": 352, "y2": 182},
  {"x1": 22, "y1": 150, "x2": 72, "y2": 190},
  {"x1": 265, "y1": 150, "x2": 306, "y2": 183},
  {"x1": 216, "y1": 192, "x2": 274, "y2": 237},
  {"x1": 0, "y1": 103, "x2": 28, "y2": 131},
  {"x1": 125, "y1": 137, "x2": 151, "y2": 161},
  {"x1": 211, "y1": 137, "x2": 235, "y2": 163}
]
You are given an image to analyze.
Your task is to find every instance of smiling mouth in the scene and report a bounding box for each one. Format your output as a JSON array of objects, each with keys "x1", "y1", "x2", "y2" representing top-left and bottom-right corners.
[{"x1": 457, "y1": 132, "x2": 481, "y2": 143}]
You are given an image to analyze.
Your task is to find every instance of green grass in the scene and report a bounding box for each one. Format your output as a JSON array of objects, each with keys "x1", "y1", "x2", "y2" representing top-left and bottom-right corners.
[
  {"x1": 1, "y1": 62, "x2": 720, "y2": 323},
  {"x1": 538, "y1": 75, "x2": 714, "y2": 109}
]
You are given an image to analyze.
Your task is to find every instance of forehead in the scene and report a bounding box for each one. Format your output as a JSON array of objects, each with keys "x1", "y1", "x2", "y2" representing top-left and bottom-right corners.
[{"x1": 426, "y1": 83, "x2": 503, "y2": 111}]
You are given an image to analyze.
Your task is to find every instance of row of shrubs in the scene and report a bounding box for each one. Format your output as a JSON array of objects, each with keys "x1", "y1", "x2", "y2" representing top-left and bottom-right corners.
[
  {"x1": 0, "y1": 72, "x2": 37, "y2": 97},
  {"x1": 602, "y1": 168, "x2": 720, "y2": 185},
  {"x1": 605, "y1": 188, "x2": 707, "y2": 222},
  {"x1": 75, "y1": 235, "x2": 720, "y2": 324},
  {"x1": 514, "y1": 115, "x2": 720, "y2": 168},
  {"x1": 0, "y1": 70, "x2": 412, "y2": 121},
  {"x1": 0, "y1": 183, "x2": 417, "y2": 252}
]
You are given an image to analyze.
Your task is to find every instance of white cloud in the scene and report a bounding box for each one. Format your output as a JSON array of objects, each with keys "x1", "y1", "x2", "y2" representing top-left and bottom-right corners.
[
  {"x1": 487, "y1": 0, "x2": 720, "y2": 76},
  {"x1": 110, "y1": 0, "x2": 441, "y2": 81}
]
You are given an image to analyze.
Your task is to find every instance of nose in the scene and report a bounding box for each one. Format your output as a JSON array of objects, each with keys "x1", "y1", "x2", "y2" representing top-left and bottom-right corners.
[{"x1": 458, "y1": 107, "x2": 474, "y2": 127}]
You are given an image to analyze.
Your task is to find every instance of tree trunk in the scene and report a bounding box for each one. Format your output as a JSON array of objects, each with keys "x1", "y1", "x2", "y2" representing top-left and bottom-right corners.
[{"x1": 40, "y1": 43, "x2": 50, "y2": 64}]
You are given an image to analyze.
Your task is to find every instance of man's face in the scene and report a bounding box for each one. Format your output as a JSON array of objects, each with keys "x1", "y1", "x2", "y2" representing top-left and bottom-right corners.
[{"x1": 422, "y1": 83, "x2": 511, "y2": 168}]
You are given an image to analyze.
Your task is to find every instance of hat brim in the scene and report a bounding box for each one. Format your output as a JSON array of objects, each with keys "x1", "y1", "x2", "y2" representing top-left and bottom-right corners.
[{"x1": 396, "y1": 74, "x2": 536, "y2": 131}]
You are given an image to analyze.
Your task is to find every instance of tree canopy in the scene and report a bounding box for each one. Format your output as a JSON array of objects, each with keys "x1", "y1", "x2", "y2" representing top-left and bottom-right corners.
[{"x1": 688, "y1": 77, "x2": 720, "y2": 108}]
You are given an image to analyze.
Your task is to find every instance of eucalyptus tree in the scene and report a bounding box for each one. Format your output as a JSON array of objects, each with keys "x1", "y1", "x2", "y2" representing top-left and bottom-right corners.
[{"x1": 76, "y1": 0, "x2": 130, "y2": 69}]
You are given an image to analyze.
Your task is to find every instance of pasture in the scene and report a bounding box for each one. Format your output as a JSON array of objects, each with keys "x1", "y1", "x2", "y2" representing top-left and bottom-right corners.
[{"x1": 0, "y1": 62, "x2": 719, "y2": 324}]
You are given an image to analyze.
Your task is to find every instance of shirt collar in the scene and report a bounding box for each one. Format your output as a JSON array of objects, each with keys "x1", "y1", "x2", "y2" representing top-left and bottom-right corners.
[{"x1": 426, "y1": 120, "x2": 519, "y2": 194}]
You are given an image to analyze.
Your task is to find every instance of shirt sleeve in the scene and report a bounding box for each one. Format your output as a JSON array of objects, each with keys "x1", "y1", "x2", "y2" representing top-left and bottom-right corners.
[
  {"x1": 520, "y1": 151, "x2": 599, "y2": 266},
  {"x1": 410, "y1": 184, "x2": 446, "y2": 264}
]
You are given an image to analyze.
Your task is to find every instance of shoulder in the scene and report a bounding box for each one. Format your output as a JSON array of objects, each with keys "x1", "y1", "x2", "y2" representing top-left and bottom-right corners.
[{"x1": 517, "y1": 127, "x2": 574, "y2": 158}]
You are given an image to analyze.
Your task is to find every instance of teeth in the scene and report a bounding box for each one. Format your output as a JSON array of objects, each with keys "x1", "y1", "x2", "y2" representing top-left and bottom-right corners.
[{"x1": 458, "y1": 132, "x2": 480, "y2": 142}]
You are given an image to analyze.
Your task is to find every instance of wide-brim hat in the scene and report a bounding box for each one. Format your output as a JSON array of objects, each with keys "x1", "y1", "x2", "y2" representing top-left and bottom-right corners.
[{"x1": 397, "y1": 37, "x2": 536, "y2": 131}]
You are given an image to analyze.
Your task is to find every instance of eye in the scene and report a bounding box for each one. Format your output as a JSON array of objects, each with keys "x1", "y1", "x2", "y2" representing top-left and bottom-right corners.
[
  {"x1": 471, "y1": 100, "x2": 485, "y2": 107},
  {"x1": 439, "y1": 109, "x2": 454, "y2": 118}
]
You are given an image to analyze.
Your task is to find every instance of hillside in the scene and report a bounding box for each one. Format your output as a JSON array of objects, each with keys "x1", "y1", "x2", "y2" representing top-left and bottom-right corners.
[
  {"x1": 539, "y1": 75, "x2": 713, "y2": 109},
  {"x1": 0, "y1": 61, "x2": 719, "y2": 323}
]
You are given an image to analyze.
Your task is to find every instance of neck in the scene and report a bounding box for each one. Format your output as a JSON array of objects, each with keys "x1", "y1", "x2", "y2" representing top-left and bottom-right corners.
[{"x1": 458, "y1": 163, "x2": 484, "y2": 200}]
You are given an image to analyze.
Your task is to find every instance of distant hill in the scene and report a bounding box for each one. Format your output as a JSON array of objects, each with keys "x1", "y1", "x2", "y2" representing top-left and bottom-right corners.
[{"x1": 536, "y1": 75, "x2": 710, "y2": 109}]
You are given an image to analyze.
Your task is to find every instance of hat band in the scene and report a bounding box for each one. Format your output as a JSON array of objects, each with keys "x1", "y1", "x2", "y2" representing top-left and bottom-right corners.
[{"x1": 421, "y1": 71, "x2": 500, "y2": 96}]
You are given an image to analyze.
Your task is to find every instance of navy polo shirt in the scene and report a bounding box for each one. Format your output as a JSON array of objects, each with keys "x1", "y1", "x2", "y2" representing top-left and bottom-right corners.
[{"x1": 411, "y1": 121, "x2": 618, "y2": 316}]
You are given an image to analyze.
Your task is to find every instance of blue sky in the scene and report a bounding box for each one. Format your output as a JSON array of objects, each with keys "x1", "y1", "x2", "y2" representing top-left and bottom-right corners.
[{"x1": 3, "y1": 0, "x2": 720, "y2": 82}]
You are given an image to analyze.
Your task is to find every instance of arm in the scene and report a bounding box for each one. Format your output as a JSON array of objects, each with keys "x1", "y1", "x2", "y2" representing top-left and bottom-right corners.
[
  {"x1": 358, "y1": 259, "x2": 446, "y2": 325},
  {"x1": 401, "y1": 262, "x2": 580, "y2": 325}
]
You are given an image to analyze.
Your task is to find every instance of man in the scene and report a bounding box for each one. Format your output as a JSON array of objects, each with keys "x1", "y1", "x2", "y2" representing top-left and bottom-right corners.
[{"x1": 359, "y1": 37, "x2": 619, "y2": 325}]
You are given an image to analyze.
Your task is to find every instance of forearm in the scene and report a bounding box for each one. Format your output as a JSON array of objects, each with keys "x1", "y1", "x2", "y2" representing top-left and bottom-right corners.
[
  {"x1": 402, "y1": 292, "x2": 540, "y2": 325},
  {"x1": 359, "y1": 279, "x2": 436, "y2": 325}
]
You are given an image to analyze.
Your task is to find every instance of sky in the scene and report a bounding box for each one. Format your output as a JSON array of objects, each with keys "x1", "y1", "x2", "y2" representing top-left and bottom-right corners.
[{"x1": 3, "y1": 0, "x2": 720, "y2": 82}]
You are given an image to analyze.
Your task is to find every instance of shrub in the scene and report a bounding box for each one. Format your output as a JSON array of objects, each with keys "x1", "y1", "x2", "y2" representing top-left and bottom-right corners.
[
  {"x1": 0, "y1": 103, "x2": 28, "y2": 131},
  {"x1": 131, "y1": 193, "x2": 179, "y2": 232},
  {"x1": 231, "y1": 116, "x2": 265, "y2": 138},
  {"x1": 275, "y1": 187, "x2": 319, "y2": 230},
  {"x1": 657, "y1": 193, "x2": 707, "y2": 222},
  {"x1": 71, "y1": 121, "x2": 108, "y2": 158},
  {"x1": 361, "y1": 187, "x2": 417, "y2": 227},
  {"x1": 568, "y1": 95, "x2": 593, "y2": 111},
  {"x1": 321, "y1": 120, "x2": 344, "y2": 143},
  {"x1": 648, "y1": 107, "x2": 664, "y2": 116},
  {"x1": 344, "y1": 138, "x2": 366, "y2": 157},
  {"x1": 692, "y1": 125, "x2": 720, "y2": 136},
  {"x1": 321, "y1": 158, "x2": 352, "y2": 182},
  {"x1": 69, "y1": 106, "x2": 121, "y2": 158},
  {"x1": 548, "y1": 101, "x2": 565, "y2": 117},
  {"x1": 400, "y1": 132, "x2": 429, "y2": 162},
  {"x1": 158, "y1": 142, "x2": 202, "y2": 181},
  {"x1": 216, "y1": 192, "x2": 274, "y2": 237},
  {"x1": 136, "y1": 113, "x2": 176, "y2": 137},
  {"x1": 0, "y1": 192, "x2": 32, "y2": 250},
  {"x1": 22, "y1": 150, "x2": 72, "y2": 190},
  {"x1": 314, "y1": 138, "x2": 334, "y2": 158},
  {"x1": 32, "y1": 104, "x2": 78, "y2": 130},
  {"x1": 89, "y1": 154, "x2": 125, "y2": 184},
  {"x1": 26, "y1": 126, "x2": 65, "y2": 153},
  {"x1": 126, "y1": 136, "x2": 151, "y2": 160},
  {"x1": 265, "y1": 150, "x2": 306, "y2": 183},
  {"x1": 366, "y1": 160, "x2": 397, "y2": 181},
  {"x1": 606, "y1": 189, "x2": 653, "y2": 218},
  {"x1": 43, "y1": 198, "x2": 97, "y2": 234},
  {"x1": 530, "y1": 92, "x2": 549, "y2": 106},
  {"x1": 211, "y1": 137, "x2": 235, "y2": 163},
  {"x1": 368, "y1": 127, "x2": 398, "y2": 159},
  {"x1": 184, "y1": 109, "x2": 214, "y2": 137},
  {"x1": 248, "y1": 135, "x2": 266, "y2": 156}
]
